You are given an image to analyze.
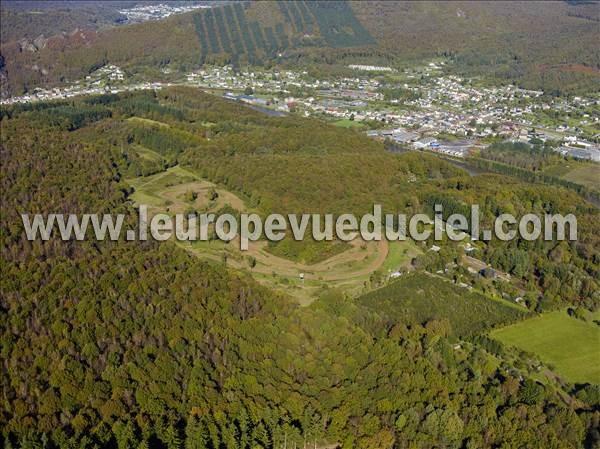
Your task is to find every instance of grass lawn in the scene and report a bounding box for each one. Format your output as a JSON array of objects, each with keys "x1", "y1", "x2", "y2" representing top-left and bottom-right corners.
[
  {"x1": 543, "y1": 162, "x2": 600, "y2": 190},
  {"x1": 490, "y1": 310, "x2": 600, "y2": 384},
  {"x1": 381, "y1": 239, "x2": 421, "y2": 272},
  {"x1": 561, "y1": 164, "x2": 600, "y2": 190},
  {"x1": 333, "y1": 119, "x2": 365, "y2": 128}
]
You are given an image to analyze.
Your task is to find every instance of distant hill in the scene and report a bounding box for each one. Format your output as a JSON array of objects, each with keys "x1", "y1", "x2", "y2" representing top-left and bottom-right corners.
[
  {"x1": 350, "y1": 0, "x2": 600, "y2": 94},
  {"x1": 0, "y1": 1, "x2": 137, "y2": 43},
  {"x1": 0, "y1": 0, "x2": 598, "y2": 97},
  {"x1": 0, "y1": 1, "x2": 223, "y2": 43},
  {"x1": 191, "y1": 1, "x2": 374, "y2": 66}
]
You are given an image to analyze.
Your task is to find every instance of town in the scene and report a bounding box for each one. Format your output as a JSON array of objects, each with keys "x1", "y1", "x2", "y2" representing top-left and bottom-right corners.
[
  {"x1": 117, "y1": 2, "x2": 215, "y2": 24},
  {"x1": 2, "y1": 61, "x2": 599, "y2": 161}
]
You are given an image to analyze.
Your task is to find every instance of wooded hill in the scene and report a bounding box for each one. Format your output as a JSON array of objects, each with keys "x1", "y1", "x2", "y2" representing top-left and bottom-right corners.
[
  {"x1": 2, "y1": 87, "x2": 600, "y2": 448},
  {"x1": 1, "y1": 1, "x2": 599, "y2": 97},
  {"x1": 2, "y1": 87, "x2": 598, "y2": 307},
  {"x1": 0, "y1": 1, "x2": 138, "y2": 44},
  {"x1": 192, "y1": 2, "x2": 374, "y2": 66}
]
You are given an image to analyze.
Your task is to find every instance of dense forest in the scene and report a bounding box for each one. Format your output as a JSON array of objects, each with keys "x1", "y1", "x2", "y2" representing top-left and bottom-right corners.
[
  {"x1": 1, "y1": 1, "x2": 599, "y2": 97},
  {"x1": 2, "y1": 88, "x2": 599, "y2": 447},
  {"x1": 0, "y1": 1, "x2": 138, "y2": 44},
  {"x1": 349, "y1": 1, "x2": 600, "y2": 94},
  {"x1": 479, "y1": 141, "x2": 562, "y2": 172},
  {"x1": 468, "y1": 141, "x2": 600, "y2": 204}
]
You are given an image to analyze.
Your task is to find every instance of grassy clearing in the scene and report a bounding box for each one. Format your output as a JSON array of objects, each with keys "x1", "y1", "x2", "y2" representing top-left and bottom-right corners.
[
  {"x1": 542, "y1": 163, "x2": 572, "y2": 178},
  {"x1": 132, "y1": 144, "x2": 163, "y2": 162},
  {"x1": 381, "y1": 239, "x2": 421, "y2": 272},
  {"x1": 127, "y1": 165, "x2": 246, "y2": 215},
  {"x1": 127, "y1": 116, "x2": 170, "y2": 127},
  {"x1": 543, "y1": 162, "x2": 600, "y2": 190},
  {"x1": 490, "y1": 310, "x2": 600, "y2": 384},
  {"x1": 333, "y1": 119, "x2": 365, "y2": 128},
  {"x1": 561, "y1": 164, "x2": 600, "y2": 190}
]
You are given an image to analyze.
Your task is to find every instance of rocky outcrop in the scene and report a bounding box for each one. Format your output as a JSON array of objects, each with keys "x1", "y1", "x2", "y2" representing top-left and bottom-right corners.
[{"x1": 18, "y1": 34, "x2": 48, "y2": 53}]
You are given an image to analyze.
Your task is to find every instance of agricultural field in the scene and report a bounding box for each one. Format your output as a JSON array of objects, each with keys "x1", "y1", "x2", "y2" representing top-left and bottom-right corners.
[
  {"x1": 543, "y1": 161, "x2": 600, "y2": 191},
  {"x1": 490, "y1": 310, "x2": 600, "y2": 384},
  {"x1": 190, "y1": 1, "x2": 374, "y2": 66},
  {"x1": 560, "y1": 164, "x2": 600, "y2": 190},
  {"x1": 359, "y1": 272, "x2": 528, "y2": 337}
]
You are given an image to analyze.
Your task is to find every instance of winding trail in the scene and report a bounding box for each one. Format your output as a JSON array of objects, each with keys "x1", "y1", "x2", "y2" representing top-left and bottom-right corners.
[{"x1": 129, "y1": 163, "x2": 396, "y2": 303}]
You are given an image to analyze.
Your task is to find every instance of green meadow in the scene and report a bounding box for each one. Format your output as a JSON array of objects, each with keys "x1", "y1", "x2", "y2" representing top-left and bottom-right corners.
[
  {"x1": 333, "y1": 118, "x2": 366, "y2": 128},
  {"x1": 491, "y1": 310, "x2": 600, "y2": 384}
]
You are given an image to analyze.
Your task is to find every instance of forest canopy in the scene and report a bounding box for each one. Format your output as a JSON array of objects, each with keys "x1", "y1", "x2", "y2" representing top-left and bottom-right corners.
[{"x1": 1, "y1": 86, "x2": 599, "y2": 448}]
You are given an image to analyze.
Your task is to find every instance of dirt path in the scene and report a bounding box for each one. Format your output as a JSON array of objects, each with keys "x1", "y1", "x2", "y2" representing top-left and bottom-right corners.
[
  {"x1": 129, "y1": 164, "x2": 392, "y2": 301},
  {"x1": 139, "y1": 165, "x2": 390, "y2": 283},
  {"x1": 221, "y1": 228, "x2": 389, "y2": 283}
]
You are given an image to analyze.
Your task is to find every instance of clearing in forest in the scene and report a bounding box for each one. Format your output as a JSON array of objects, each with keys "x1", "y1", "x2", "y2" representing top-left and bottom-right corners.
[
  {"x1": 490, "y1": 310, "x2": 600, "y2": 384},
  {"x1": 126, "y1": 162, "x2": 420, "y2": 305}
]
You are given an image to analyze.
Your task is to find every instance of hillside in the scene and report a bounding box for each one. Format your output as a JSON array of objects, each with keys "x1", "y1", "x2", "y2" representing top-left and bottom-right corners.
[
  {"x1": 2, "y1": 87, "x2": 600, "y2": 447},
  {"x1": 1, "y1": 1, "x2": 599, "y2": 97},
  {"x1": 2, "y1": 86, "x2": 596, "y2": 304},
  {"x1": 0, "y1": 1, "x2": 224, "y2": 43},
  {"x1": 0, "y1": 1, "x2": 132, "y2": 44},
  {"x1": 350, "y1": 1, "x2": 600, "y2": 93},
  {"x1": 3, "y1": 3, "x2": 600, "y2": 447},
  {"x1": 0, "y1": 1, "x2": 375, "y2": 97}
]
